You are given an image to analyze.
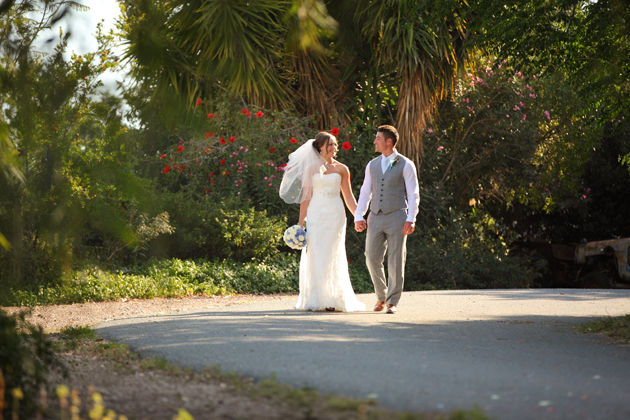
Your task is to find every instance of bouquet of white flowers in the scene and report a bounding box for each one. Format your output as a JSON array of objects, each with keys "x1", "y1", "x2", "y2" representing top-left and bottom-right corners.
[{"x1": 283, "y1": 225, "x2": 307, "y2": 250}]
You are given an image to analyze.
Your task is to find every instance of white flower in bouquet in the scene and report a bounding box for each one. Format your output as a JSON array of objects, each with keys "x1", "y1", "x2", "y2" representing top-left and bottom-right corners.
[{"x1": 284, "y1": 225, "x2": 307, "y2": 250}]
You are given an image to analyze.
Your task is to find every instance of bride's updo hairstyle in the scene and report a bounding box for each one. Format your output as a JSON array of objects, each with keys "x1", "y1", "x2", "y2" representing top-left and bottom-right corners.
[{"x1": 312, "y1": 132, "x2": 335, "y2": 154}]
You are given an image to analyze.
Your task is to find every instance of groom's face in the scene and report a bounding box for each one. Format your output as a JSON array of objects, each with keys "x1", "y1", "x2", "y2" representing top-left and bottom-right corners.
[{"x1": 374, "y1": 132, "x2": 390, "y2": 153}]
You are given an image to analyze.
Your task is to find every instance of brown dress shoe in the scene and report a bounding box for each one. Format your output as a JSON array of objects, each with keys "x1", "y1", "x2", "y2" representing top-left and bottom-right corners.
[
  {"x1": 386, "y1": 304, "x2": 397, "y2": 314},
  {"x1": 373, "y1": 301, "x2": 386, "y2": 311}
]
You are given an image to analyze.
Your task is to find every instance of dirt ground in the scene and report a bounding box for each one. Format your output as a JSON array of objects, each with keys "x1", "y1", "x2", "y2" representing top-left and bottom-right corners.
[{"x1": 4, "y1": 295, "x2": 429, "y2": 420}]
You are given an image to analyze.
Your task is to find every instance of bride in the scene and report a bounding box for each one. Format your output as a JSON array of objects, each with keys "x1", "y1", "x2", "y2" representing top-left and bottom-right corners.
[{"x1": 279, "y1": 132, "x2": 366, "y2": 312}]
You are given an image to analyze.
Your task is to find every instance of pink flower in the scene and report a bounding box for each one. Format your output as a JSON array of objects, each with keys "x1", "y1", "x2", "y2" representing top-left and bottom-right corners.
[
  {"x1": 544, "y1": 110, "x2": 551, "y2": 121},
  {"x1": 427, "y1": 129, "x2": 434, "y2": 134},
  {"x1": 513, "y1": 105, "x2": 520, "y2": 111},
  {"x1": 533, "y1": 75, "x2": 536, "y2": 79},
  {"x1": 522, "y1": 114, "x2": 527, "y2": 121},
  {"x1": 529, "y1": 93, "x2": 536, "y2": 98},
  {"x1": 526, "y1": 84, "x2": 532, "y2": 90},
  {"x1": 506, "y1": 114, "x2": 510, "y2": 118},
  {"x1": 437, "y1": 146, "x2": 444, "y2": 152},
  {"x1": 268, "y1": 183, "x2": 272, "y2": 187},
  {"x1": 520, "y1": 102, "x2": 525, "y2": 107}
]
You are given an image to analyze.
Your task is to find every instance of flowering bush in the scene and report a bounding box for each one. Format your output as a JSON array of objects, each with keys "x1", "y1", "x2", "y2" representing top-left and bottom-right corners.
[
  {"x1": 158, "y1": 94, "x2": 318, "y2": 217},
  {"x1": 420, "y1": 60, "x2": 598, "y2": 215}
]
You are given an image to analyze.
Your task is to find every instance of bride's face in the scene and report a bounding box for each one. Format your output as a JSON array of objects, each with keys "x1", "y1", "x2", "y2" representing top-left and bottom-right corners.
[{"x1": 323, "y1": 138, "x2": 338, "y2": 159}]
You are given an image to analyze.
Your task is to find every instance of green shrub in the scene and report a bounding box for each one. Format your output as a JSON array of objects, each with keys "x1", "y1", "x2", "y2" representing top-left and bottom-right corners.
[
  {"x1": 161, "y1": 192, "x2": 286, "y2": 261},
  {"x1": 405, "y1": 211, "x2": 542, "y2": 290},
  {"x1": 5, "y1": 256, "x2": 300, "y2": 306},
  {"x1": 0, "y1": 310, "x2": 65, "y2": 417}
]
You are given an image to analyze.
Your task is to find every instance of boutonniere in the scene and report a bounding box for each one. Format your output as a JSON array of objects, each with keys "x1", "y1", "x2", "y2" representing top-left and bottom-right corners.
[{"x1": 388, "y1": 157, "x2": 400, "y2": 172}]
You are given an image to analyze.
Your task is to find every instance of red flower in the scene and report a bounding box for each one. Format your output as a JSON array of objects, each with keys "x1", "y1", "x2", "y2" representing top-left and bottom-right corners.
[
  {"x1": 205, "y1": 148, "x2": 210, "y2": 153},
  {"x1": 205, "y1": 131, "x2": 214, "y2": 139},
  {"x1": 219, "y1": 137, "x2": 227, "y2": 145},
  {"x1": 225, "y1": 170, "x2": 231, "y2": 175},
  {"x1": 330, "y1": 127, "x2": 340, "y2": 136},
  {"x1": 240, "y1": 108, "x2": 251, "y2": 117},
  {"x1": 290, "y1": 137, "x2": 298, "y2": 144},
  {"x1": 160, "y1": 154, "x2": 167, "y2": 159},
  {"x1": 281, "y1": 163, "x2": 287, "y2": 167},
  {"x1": 207, "y1": 113, "x2": 215, "y2": 119},
  {"x1": 219, "y1": 159, "x2": 226, "y2": 165},
  {"x1": 269, "y1": 147, "x2": 276, "y2": 153},
  {"x1": 341, "y1": 141, "x2": 352, "y2": 151},
  {"x1": 209, "y1": 172, "x2": 214, "y2": 178},
  {"x1": 255, "y1": 111, "x2": 264, "y2": 118},
  {"x1": 196, "y1": 98, "x2": 202, "y2": 106},
  {"x1": 163, "y1": 165, "x2": 171, "y2": 174},
  {"x1": 177, "y1": 145, "x2": 185, "y2": 153},
  {"x1": 228, "y1": 136, "x2": 236, "y2": 143}
]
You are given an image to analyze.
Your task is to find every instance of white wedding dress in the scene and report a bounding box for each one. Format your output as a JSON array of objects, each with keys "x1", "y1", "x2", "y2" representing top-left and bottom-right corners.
[{"x1": 296, "y1": 173, "x2": 366, "y2": 312}]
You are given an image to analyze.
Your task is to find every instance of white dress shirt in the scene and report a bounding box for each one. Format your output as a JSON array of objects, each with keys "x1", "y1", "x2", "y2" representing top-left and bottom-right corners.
[{"x1": 354, "y1": 150, "x2": 420, "y2": 223}]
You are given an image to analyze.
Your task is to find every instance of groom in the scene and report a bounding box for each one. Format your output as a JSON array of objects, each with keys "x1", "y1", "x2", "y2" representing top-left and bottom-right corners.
[{"x1": 354, "y1": 125, "x2": 420, "y2": 314}]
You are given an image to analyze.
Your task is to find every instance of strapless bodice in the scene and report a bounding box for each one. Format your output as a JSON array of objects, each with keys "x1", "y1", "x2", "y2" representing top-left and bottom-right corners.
[{"x1": 311, "y1": 173, "x2": 341, "y2": 200}]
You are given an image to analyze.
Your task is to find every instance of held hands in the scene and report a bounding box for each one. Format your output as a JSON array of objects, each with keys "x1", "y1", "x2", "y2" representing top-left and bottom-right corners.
[
  {"x1": 403, "y1": 222, "x2": 415, "y2": 235},
  {"x1": 355, "y1": 221, "x2": 367, "y2": 232}
]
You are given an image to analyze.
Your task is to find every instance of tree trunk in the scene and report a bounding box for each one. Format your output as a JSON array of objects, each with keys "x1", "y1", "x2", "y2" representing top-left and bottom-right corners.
[
  {"x1": 396, "y1": 68, "x2": 435, "y2": 166},
  {"x1": 12, "y1": 192, "x2": 23, "y2": 285}
]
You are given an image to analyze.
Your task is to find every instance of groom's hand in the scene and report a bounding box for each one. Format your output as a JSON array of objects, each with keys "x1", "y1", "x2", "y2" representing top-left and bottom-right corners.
[
  {"x1": 355, "y1": 221, "x2": 367, "y2": 232},
  {"x1": 403, "y1": 222, "x2": 415, "y2": 235}
]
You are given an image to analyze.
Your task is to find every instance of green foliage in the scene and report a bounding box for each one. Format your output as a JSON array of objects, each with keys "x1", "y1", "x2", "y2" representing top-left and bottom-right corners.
[
  {"x1": 405, "y1": 211, "x2": 542, "y2": 291},
  {"x1": 0, "y1": 310, "x2": 65, "y2": 416},
  {"x1": 0, "y1": 9, "x2": 160, "y2": 290},
  {"x1": 4, "y1": 256, "x2": 300, "y2": 306},
  {"x1": 472, "y1": 0, "x2": 630, "y2": 123},
  {"x1": 161, "y1": 192, "x2": 287, "y2": 261}
]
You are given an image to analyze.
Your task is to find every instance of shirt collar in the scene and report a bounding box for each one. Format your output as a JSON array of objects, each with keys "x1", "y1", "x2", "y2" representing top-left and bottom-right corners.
[{"x1": 381, "y1": 150, "x2": 398, "y2": 162}]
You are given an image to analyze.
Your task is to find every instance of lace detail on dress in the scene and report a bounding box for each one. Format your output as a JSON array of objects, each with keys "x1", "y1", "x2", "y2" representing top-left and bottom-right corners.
[{"x1": 296, "y1": 172, "x2": 365, "y2": 312}]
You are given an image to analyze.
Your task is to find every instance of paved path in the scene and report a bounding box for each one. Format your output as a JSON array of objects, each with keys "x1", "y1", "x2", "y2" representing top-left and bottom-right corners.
[{"x1": 96, "y1": 290, "x2": 630, "y2": 420}]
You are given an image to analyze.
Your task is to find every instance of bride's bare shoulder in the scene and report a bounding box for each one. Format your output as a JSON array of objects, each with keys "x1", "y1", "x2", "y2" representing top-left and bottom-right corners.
[{"x1": 331, "y1": 161, "x2": 350, "y2": 177}]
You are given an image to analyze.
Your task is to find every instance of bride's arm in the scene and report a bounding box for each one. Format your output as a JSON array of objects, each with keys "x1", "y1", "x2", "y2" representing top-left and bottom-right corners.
[
  {"x1": 340, "y1": 165, "x2": 358, "y2": 216},
  {"x1": 299, "y1": 199, "x2": 310, "y2": 228}
]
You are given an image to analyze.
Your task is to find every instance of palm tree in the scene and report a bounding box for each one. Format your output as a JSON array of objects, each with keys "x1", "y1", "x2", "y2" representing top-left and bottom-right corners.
[
  {"x1": 118, "y1": 0, "x2": 475, "y2": 164},
  {"x1": 349, "y1": 0, "x2": 475, "y2": 163}
]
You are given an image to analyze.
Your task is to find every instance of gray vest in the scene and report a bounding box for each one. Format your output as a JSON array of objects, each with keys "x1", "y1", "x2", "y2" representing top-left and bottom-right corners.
[{"x1": 369, "y1": 155, "x2": 408, "y2": 215}]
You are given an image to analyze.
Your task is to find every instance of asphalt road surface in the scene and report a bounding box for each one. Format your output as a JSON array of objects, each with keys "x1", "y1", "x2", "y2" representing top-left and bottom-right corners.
[{"x1": 96, "y1": 290, "x2": 630, "y2": 420}]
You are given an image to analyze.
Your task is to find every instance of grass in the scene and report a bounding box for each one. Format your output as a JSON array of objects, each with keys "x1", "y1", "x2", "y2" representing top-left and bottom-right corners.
[
  {"x1": 45, "y1": 326, "x2": 494, "y2": 420},
  {"x1": 580, "y1": 314, "x2": 630, "y2": 343}
]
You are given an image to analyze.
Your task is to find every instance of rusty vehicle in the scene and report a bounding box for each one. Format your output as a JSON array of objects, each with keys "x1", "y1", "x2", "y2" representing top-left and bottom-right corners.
[{"x1": 514, "y1": 237, "x2": 630, "y2": 289}]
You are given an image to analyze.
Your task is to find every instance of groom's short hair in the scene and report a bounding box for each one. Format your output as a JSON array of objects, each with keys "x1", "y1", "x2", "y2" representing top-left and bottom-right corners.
[{"x1": 377, "y1": 125, "x2": 399, "y2": 147}]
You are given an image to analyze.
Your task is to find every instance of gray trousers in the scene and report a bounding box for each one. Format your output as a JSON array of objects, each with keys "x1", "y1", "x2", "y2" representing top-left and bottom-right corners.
[{"x1": 365, "y1": 209, "x2": 407, "y2": 305}]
